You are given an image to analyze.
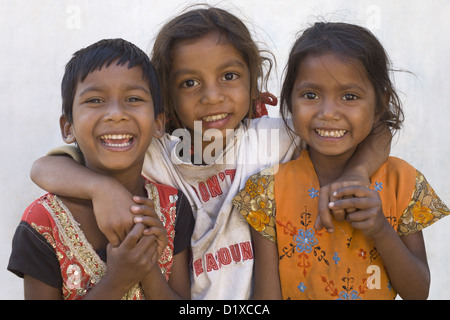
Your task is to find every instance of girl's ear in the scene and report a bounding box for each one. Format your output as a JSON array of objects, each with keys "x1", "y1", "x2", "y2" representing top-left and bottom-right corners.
[
  {"x1": 60, "y1": 114, "x2": 76, "y2": 144},
  {"x1": 152, "y1": 113, "x2": 166, "y2": 139},
  {"x1": 375, "y1": 91, "x2": 390, "y2": 123}
]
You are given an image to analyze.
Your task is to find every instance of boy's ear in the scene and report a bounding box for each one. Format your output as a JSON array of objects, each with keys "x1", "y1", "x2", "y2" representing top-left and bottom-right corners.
[
  {"x1": 60, "y1": 114, "x2": 76, "y2": 144},
  {"x1": 152, "y1": 113, "x2": 165, "y2": 139}
]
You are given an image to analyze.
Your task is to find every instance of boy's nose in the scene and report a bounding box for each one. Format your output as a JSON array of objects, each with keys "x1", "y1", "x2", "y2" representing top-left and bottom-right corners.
[{"x1": 105, "y1": 100, "x2": 129, "y2": 122}]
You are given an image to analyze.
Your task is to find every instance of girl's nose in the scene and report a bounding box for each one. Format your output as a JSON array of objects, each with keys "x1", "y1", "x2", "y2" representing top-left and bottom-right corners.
[
  {"x1": 200, "y1": 82, "x2": 225, "y2": 105},
  {"x1": 319, "y1": 98, "x2": 340, "y2": 120}
]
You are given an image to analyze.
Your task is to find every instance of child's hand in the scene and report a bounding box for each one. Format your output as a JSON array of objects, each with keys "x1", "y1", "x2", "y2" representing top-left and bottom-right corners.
[
  {"x1": 131, "y1": 196, "x2": 168, "y2": 259},
  {"x1": 104, "y1": 223, "x2": 160, "y2": 294},
  {"x1": 328, "y1": 185, "x2": 390, "y2": 239},
  {"x1": 315, "y1": 175, "x2": 370, "y2": 233},
  {"x1": 92, "y1": 180, "x2": 135, "y2": 247}
]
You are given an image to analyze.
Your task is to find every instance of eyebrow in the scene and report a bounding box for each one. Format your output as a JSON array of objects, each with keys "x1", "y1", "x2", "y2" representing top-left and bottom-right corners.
[
  {"x1": 78, "y1": 84, "x2": 151, "y2": 97},
  {"x1": 294, "y1": 81, "x2": 367, "y2": 92},
  {"x1": 171, "y1": 59, "x2": 247, "y2": 79}
]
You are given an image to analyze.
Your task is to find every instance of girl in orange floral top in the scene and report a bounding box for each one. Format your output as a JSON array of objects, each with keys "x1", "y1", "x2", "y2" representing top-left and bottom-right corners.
[{"x1": 233, "y1": 22, "x2": 449, "y2": 300}]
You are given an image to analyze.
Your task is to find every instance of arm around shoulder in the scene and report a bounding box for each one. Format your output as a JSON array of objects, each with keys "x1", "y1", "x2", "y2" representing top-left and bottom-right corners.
[{"x1": 30, "y1": 153, "x2": 111, "y2": 199}]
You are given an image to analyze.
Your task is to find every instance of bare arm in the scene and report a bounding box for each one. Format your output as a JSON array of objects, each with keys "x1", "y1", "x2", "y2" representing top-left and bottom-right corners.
[
  {"x1": 167, "y1": 249, "x2": 191, "y2": 299},
  {"x1": 316, "y1": 124, "x2": 392, "y2": 232},
  {"x1": 24, "y1": 275, "x2": 63, "y2": 300},
  {"x1": 332, "y1": 185, "x2": 430, "y2": 299},
  {"x1": 342, "y1": 123, "x2": 392, "y2": 180},
  {"x1": 140, "y1": 249, "x2": 191, "y2": 300},
  {"x1": 250, "y1": 229, "x2": 282, "y2": 299},
  {"x1": 31, "y1": 155, "x2": 134, "y2": 246},
  {"x1": 23, "y1": 224, "x2": 161, "y2": 300},
  {"x1": 132, "y1": 197, "x2": 190, "y2": 299},
  {"x1": 371, "y1": 227, "x2": 429, "y2": 299}
]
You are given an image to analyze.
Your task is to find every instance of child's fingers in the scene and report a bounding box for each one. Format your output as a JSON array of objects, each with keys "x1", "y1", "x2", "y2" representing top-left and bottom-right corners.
[
  {"x1": 345, "y1": 209, "x2": 373, "y2": 223},
  {"x1": 144, "y1": 226, "x2": 168, "y2": 247},
  {"x1": 332, "y1": 185, "x2": 374, "y2": 199},
  {"x1": 143, "y1": 227, "x2": 168, "y2": 259},
  {"x1": 132, "y1": 195, "x2": 155, "y2": 207},
  {"x1": 329, "y1": 196, "x2": 379, "y2": 212},
  {"x1": 316, "y1": 184, "x2": 335, "y2": 233},
  {"x1": 133, "y1": 215, "x2": 164, "y2": 229},
  {"x1": 133, "y1": 196, "x2": 159, "y2": 217},
  {"x1": 119, "y1": 223, "x2": 148, "y2": 249},
  {"x1": 143, "y1": 225, "x2": 167, "y2": 240}
]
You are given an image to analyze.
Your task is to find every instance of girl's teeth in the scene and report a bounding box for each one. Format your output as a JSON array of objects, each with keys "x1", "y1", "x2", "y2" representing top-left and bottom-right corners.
[
  {"x1": 202, "y1": 113, "x2": 228, "y2": 122},
  {"x1": 315, "y1": 129, "x2": 347, "y2": 138}
]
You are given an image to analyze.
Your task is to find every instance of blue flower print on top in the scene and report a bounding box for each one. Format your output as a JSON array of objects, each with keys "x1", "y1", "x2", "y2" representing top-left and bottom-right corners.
[
  {"x1": 336, "y1": 290, "x2": 362, "y2": 300},
  {"x1": 333, "y1": 252, "x2": 340, "y2": 265},
  {"x1": 373, "y1": 182, "x2": 383, "y2": 192},
  {"x1": 297, "y1": 282, "x2": 307, "y2": 293},
  {"x1": 308, "y1": 188, "x2": 319, "y2": 199},
  {"x1": 294, "y1": 229, "x2": 318, "y2": 253}
]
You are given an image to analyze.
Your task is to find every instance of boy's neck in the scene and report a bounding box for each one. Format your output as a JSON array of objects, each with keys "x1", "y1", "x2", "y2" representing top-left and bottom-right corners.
[
  {"x1": 110, "y1": 170, "x2": 147, "y2": 197},
  {"x1": 86, "y1": 162, "x2": 147, "y2": 197}
]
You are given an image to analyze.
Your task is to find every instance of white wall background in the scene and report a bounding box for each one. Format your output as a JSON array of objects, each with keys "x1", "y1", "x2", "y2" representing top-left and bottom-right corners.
[{"x1": 0, "y1": 0, "x2": 449, "y2": 300}]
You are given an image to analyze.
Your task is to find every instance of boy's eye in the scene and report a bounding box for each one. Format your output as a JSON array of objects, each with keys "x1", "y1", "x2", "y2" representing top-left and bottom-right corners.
[
  {"x1": 85, "y1": 98, "x2": 103, "y2": 104},
  {"x1": 181, "y1": 79, "x2": 199, "y2": 88},
  {"x1": 222, "y1": 72, "x2": 238, "y2": 81},
  {"x1": 302, "y1": 92, "x2": 318, "y2": 100},
  {"x1": 342, "y1": 93, "x2": 358, "y2": 101},
  {"x1": 127, "y1": 97, "x2": 143, "y2": 103}
]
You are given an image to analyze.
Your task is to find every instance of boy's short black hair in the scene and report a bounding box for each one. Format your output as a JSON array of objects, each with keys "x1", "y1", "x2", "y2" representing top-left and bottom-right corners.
[{"x1": 61, "y1": 38, "x2": 163, "y2": 122}]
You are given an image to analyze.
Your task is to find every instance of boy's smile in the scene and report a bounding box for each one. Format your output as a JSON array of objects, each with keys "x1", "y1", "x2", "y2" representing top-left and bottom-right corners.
[
  {"x1": 99, "y1": 133, "x2": 135, "y2": 149},
  {"x1": 63, "y1": 63, "x2": 162, "y2": 177}
]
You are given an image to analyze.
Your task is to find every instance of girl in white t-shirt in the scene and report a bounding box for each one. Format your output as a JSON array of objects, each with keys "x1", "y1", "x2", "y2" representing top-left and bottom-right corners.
[{"x1": 30, "y1": 5, "x2": 391, "y2": 299}]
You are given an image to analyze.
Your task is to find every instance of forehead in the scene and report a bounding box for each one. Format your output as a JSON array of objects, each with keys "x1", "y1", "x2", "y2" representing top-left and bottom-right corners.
[
  {"x1": 295, "y1": 53, "x2": 372, "y2": 89},
  {"x1": 76, "y1": 63, "x2": 149, "y2": 92},
  {"x1": 170, "y1": 31, "x2": 247, "y2": 73}
]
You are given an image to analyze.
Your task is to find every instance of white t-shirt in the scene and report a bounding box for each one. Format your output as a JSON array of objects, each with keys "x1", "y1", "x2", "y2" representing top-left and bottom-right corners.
[{"x1": 142, "y1": 116, "x2": 298, "y2": 299}]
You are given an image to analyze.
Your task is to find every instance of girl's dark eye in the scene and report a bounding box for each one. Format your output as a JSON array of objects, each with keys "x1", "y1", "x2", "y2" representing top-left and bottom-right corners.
[
  {"x1": 128, "y1": 97, "x2": 142, "y2": 102},
  {"x1": 222, "y1": 73, "x2": 238, "y2": 81},
  {"x1": 302, "y1": 92, "x2": 318, "y2": 100},
  {"x1": 181, "y1": 79, "x2": 199, "y2": 88},
  {"x1": 342, "y1": 93, "x2": 358, "y2": 101}
]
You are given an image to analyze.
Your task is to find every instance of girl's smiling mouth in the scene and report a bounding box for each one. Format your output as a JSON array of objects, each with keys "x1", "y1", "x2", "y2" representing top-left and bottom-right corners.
[
  {"x1": 315, "y1": 128, "x2": 347, "y2": 138},
  {"x1": 201, "y1": 113, "x2": 230, "y2": 123}
]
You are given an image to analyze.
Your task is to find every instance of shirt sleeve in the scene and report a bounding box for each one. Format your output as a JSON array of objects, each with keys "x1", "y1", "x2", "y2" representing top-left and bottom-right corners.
[
  {"x1": 46, "y1": 145, "x2": 85, "y2": 165},
  {"x1": 232, "y1": 167, "x2": 278, "y2": 243},
  {"x1": 397, "y1": 170, "x2": 450, "y2": 236},
  {"x1": 173, "y1": 191, "x2": 195, "y2": 255},
  {"x1": 7, "y1": 221, "x2": 62, "y2": 288}
]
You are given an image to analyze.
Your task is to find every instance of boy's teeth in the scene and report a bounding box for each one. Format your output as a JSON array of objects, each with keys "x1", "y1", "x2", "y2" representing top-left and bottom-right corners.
[
  {"x1": 101, "y1": 134, "x2": 133, "y2": 140},
  {"x1": 202, "y1": 113, "x2": 228, "y2": 122},
  {"x1": 315, "y1": 129, "x2": 346, "y2": 138},
  {"x1": 100, "y1": 134, "x2": 134, "y2": 147}
]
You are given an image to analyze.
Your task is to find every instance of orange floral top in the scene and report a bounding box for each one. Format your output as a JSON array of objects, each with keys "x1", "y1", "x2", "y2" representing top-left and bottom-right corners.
[{"x1": 233, "y1": 151, "x2": 449, "y2": 299}]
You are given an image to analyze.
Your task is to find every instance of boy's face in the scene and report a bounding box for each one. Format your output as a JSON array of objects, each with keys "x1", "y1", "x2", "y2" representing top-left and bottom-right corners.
[{"x1": 61, "y1": 63, "x2": 163, "y2": 175}]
